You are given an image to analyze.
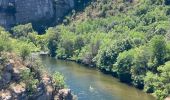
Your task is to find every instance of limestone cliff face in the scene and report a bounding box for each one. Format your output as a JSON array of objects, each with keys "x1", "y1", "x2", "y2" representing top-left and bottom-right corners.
[
  {"x1": 0, "y1": 0, "x2": 75, "y2": 28},
  {"x1": 15, "y1": 0, "x2": 54, "y2": 23},
  {"x1": 53, "y1": 0, "x2": 74, "y2": 23},
  {"x1": 0, "y1": 0, "x2": 15, "y2": 28}
]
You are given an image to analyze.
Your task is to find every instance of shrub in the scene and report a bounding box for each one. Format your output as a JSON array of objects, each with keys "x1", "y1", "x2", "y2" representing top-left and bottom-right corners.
[
  {"x1": 21, "y1": 69, "x2": 39, "y2": 95},
  {"x1": 19, "y1": 44, "x2": 31, "y2": 61},
  {"x1": 52, "y1": 72, "x2": 66, "y2": 89},
  {"x1": 12, "y1": 23, "x2": 33, "y2": 38}
]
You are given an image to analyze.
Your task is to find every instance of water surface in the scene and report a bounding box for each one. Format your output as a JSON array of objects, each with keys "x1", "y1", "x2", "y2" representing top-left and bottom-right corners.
[{"x1": 40, "y1": 56, "x2": 155, "y2": 100}]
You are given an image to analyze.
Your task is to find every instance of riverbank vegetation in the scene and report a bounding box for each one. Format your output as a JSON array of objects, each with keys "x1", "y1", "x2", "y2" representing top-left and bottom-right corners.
[
  {"x1": 0, "y1": 26, "x2": 75, "y2": 99},
  {"x1": 1, "y1": 0, "x2": 170, "y2": 99},
  {"x1": 45, "y1": 0, "x2": 170, "y2": 99}
]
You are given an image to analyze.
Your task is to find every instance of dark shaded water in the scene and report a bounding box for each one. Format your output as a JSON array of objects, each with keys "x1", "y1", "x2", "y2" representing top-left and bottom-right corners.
[{"x1": 40, "y1": 56, "x2": 155, "y2": 100}]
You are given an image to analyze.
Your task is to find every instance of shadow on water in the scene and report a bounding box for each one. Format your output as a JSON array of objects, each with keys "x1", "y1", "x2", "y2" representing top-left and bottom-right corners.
[{"x1": 40, "y1": 55, "x2": 155, "y2": 100}]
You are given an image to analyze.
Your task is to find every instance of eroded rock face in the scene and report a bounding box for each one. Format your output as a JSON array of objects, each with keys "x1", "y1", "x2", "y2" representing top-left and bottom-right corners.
[
  {"x1": 0, "y1": 13, "x2": 15, "y2": 28},
  {"x1": 0, "y1": 0, "x2": 75, "y2": 29},
  {"x1": 15, "y1": 0, "x2": 54, "y2": 23},
  {"x1": 0, "y1": 0, "x2": 14, "y2": 9},
  {"x1": 58, "y1": 89, "x2": 73, "y2": 100},
  {"x1": 10, "y1": 83, "x2": 27, "y2": 100},
  {"x1": 0, "y1": 90, "x2": 12, "y2": 100},
  {"x1": 35, "y1": 75, "x2": 54, "y2": 100},
  {"x1": 54, "y1": 0, "x2": 73, "y2": 22},
  {"x1": 0, "y1": 53, "x2": 75, "y2": 100}
]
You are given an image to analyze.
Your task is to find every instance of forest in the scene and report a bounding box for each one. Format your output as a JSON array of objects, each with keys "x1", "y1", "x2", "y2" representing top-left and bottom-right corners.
[{"x1": 0, "y1": 0, "x2": 170, "y2": 99}]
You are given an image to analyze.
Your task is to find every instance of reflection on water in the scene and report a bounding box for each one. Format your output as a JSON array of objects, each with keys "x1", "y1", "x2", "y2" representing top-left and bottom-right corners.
[{"x1": 40, "y1": 56, "x2": 155, "y2": 100}]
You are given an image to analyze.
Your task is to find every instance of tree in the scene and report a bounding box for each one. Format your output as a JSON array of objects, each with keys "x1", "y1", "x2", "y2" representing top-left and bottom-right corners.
[
  {"x1": 0, "y1": 31, "x2": 12, "y2": 55},
  {"x1": 150, "y1": 35, "x2": 167, "y2": 66},
  {"x1": 46, "y1": 28, "x2": 60, "y2": 57},
  {"x1": 116, "y1": 50, "x2": 134, "y2": 83},
  {"x1": 144, "y1": 72, "x2": 158, "y2": 93},
  {"x1": 156, "y1": 61, "x2": 170, "y2": 99},
  {"x1": 144, "y1": 61, "x2": 170, "y2": 99},
  {"x1": 48, "y1": 39, "x2": 57, "y2": 57},
  {"x1": 131, "y1": 47, "x2": 150, "y2": 89},
  {"x1": 62, "y1": 40, "x2": 74, "y2": 58},
  {"x1": 12, "y1": 23, "x2": 33, "y2": 38},
  {"x1": 74, "y1": 36, "x2": 84, "y2": 51},
  {"x1": 96, "y1": 46, "x2": 118, "y2": 71},
  {"x1": 95, "y1": 38, "x2": 133, "y2": 71}
]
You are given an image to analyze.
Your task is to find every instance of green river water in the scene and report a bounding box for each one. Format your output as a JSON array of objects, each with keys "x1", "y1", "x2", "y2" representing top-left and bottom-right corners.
[{"x1": 40, "y1": 56, "x2": 155, "y2": 100}]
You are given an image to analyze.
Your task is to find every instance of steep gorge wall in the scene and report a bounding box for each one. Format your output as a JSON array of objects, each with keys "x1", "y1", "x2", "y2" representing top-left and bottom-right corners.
[
  {"x1": 15, "y1": 0, "x2": 54, "y2": 23},
  {"x1": 0, "y1": 0, "x2": 15, "y2": 28},
  {"x1": 0, "y1": 0, "x2": 74, "y2": 28}
]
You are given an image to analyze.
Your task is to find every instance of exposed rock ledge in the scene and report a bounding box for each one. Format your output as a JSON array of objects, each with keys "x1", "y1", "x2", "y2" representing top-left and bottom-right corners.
[{"x1": 0, "y1": 53, "x2": 76, "y2": 100}]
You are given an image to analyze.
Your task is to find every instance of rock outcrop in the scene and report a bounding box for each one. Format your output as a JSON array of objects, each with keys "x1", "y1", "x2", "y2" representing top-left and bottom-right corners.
[
  {"x1": 0, "y1": 0, "x2": 75, "y2": 29},
  {"x1": 57, "y1": 89, "x2": 73, "y2": 100},
  {"x1": 0, "y1": 53, "x2": 75, "y2": 100}
]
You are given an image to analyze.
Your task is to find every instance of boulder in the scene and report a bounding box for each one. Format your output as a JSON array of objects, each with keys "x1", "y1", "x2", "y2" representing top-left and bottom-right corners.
[
  {"x1": 11, "y1": 83, "x2": 26, "y2": 95},
  {"x1": 35, "y1": 75, "x2": 53, "y2": 100},
  {"x1": 10, "y1": 83, "x2": 27, "y2": 100},
  {"x1": 32, "y1": 83, "x2": 44, "y2": 99},
  {"x1": 58, "y1": 89, "x2": 73, "y2": 100},
  {"x1": 46, "y1": 85, "x2": 53, "y2": 99},
  {"x1": 12, "y1": 67, "x2": 21, "y2": 81},
  {"x1": 42, "y1": 74, "x2": 52, "y2": 86},
  {"x1": 36, "y1": 86, "x2": 53, "y2": 100},
  {"x1": 0, "y1": 90, "x2": 12, "y2": 100}
]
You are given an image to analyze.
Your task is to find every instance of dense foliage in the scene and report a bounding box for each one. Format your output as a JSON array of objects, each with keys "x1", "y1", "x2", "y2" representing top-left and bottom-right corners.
[
  {"x1": 1, "y1": 0, "x2": 170, "y2": 99},
  {"x1": 40, "y1": 0, "x2": 170, "y2": 99},
  {"x1": 0, "y1": 27, "x2": 66, "y2": 95}
]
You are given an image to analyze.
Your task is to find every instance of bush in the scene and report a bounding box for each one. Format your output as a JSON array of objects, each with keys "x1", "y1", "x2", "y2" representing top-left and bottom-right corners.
[
  {"x1": 12, "y1": 23, "x2": 33, "y2": 38},
  {"x1": 21, "y1": 69, "x2": 39, "y2": 95},
  {"x1": 19, "y1": 44, "x2": 31, "y2": 61},
  {"x1": 0, "y1": 40, "x2": 5, "y2": 54},
  {"x1": 0, "y1": 30, "x2": 12, "y2": 54},
  {"x1": 52, "y1": 72, "x2": 66, "y2": 89}
]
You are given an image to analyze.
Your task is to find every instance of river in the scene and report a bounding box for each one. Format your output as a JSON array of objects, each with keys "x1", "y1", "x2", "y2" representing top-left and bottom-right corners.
[{"x1": 40, "y1": 56, "x2": 155, "y2": 100}]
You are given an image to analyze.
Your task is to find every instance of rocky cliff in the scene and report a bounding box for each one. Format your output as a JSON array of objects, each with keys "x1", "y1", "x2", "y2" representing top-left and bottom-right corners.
[
  {"x1": 0, "y1": 52, "x2": 76, "y2": 100},
  {"x1": 0, "y1": 0, "x2": 75, "y2": 29}
]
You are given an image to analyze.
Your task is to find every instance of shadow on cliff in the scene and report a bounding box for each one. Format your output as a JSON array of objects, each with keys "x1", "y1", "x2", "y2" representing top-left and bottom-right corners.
[
  {"x1": 30, "y1": 0, "x2": 93, "y2": 34},
  {"x1": 74, "y1": 0, "x2": 92, "y2": 11}
]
